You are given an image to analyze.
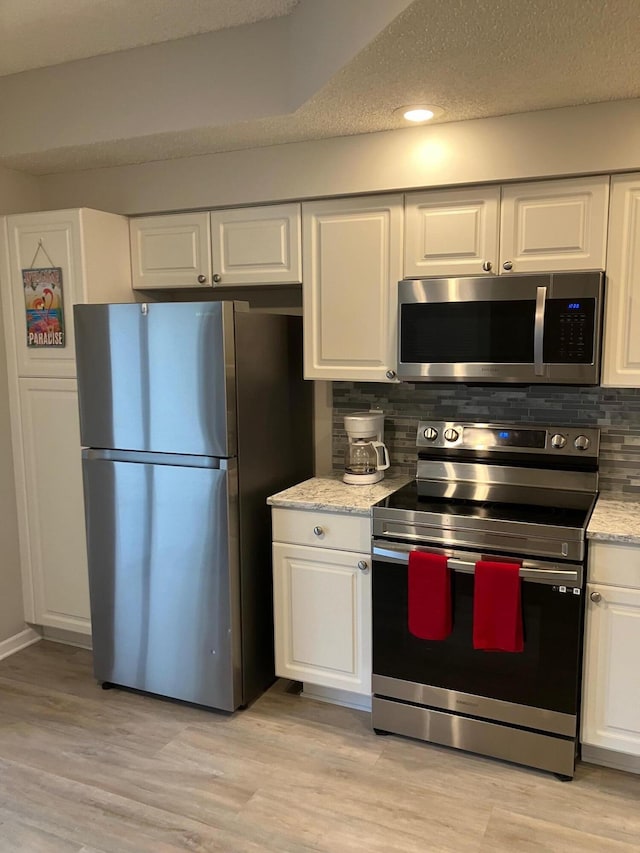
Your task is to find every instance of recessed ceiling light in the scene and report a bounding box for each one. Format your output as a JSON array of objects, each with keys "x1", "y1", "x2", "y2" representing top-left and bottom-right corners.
[{"x1": 395, "y1": 105, "x2": 444, "y2": 123}]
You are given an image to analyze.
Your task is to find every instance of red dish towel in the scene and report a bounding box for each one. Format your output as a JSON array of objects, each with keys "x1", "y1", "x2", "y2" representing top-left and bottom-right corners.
[
  {"x1": 408, "y1": 551, "x2": 452, "y2": 640},
  {"x1": 473, "y1": 560, "x2": 523, "y2": 652}
]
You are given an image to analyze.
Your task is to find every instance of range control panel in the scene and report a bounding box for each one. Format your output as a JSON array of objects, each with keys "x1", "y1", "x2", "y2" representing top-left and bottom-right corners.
[{"x1": 416, "y1": 421, "x2": 600, "y2": 458}]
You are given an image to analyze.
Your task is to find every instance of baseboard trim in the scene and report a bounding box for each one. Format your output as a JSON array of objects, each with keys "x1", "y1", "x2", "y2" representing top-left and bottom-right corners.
[
  {"x1": 581, "y1": 744, "x2": 640, "y2": 775},
  {"x1": 0, "y1": 626, "x2": 41, "y2": 661},
  {"x1": 301, "y1": 683, "x2": 372, "y2": 712},
  {"x1": 41, "y1": 626, "x2": 92, "y2": 650}
]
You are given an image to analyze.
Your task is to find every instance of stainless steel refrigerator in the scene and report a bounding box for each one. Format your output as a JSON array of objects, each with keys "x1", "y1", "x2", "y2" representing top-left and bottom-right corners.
[{"x1": 74, "y1": 301, "x2": 313, "y2": 711}]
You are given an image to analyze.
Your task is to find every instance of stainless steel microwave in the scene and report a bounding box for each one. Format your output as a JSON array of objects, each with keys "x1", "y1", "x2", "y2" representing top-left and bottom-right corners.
[{"x1": 397, "y1": 271, "x2": 604, "y2": 384}]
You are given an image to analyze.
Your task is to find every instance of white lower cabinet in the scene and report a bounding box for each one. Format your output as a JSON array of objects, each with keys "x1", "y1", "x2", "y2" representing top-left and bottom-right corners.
[
  {"x1": 272, "y1": 508, "x2": 371, "y2": 696},
  {"x1": 16, "y1": 378, "x2": 90, "y2": 634},
  {"x1": 582, "y1": 542, "x2": 640, "y2": 769}
]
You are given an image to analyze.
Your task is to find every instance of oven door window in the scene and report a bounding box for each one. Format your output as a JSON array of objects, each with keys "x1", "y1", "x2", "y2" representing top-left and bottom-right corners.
[
  {"x1": 373, "y1": 562, "x2": 583, "y2": 716},
  {"x1": 400, "y1": 300, "x2": 535, "y2": 364}
]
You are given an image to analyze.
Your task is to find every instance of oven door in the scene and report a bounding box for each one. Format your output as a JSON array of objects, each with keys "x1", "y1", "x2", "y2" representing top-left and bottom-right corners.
[{"x1": 371, "y1": 540, "x2": 585, "y2": 736}]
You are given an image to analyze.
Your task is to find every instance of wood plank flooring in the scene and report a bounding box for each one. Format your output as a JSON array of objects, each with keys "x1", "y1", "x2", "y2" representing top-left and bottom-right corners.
[{"x1": 0, "y1": 642, "x2": 638, "y2": 852}]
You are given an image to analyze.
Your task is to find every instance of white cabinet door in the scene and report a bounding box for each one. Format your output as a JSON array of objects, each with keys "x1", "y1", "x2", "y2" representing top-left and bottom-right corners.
[
  {"x1": 210, "y1": 203, "x2": 301, "y2": 286},
  {"x1": 16, "y1": 378, "x2": 91, "y2": 634},
  {"x1": 302, "y1": 195, "x2": 403, "y2": 381},
  {"x1": 582, "y1": 582, "x2": 640, "y2": 757},
  {"x1": 273, "y1": 542, "x2": 371, "y2": 694},
  {"x1": 130, "y1": 212, "x2": 212, "y2": 289},
  {"x1": 2, "y1": 209, "x2": 130, "y2": 378},
  {"x1": 499, "y1": 176, "x2": 609, "y2": 273},
  {"x1": 404, "y1": 186, "x2": 500, "y2": 277},
  {"x1": 602, "y1": 173, "x2": 640, "y2": 387}
]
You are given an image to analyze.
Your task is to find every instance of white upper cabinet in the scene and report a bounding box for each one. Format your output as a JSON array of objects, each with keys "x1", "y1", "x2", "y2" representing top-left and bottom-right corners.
[
  {"x1": 499, "y1": 176, "x2": 609, "y2": 273},
  {"x1": 404, "y1": 177, "x2": 609, "y2": 280},
  {"x1": 2, "y1": 209, "x2": 131, "y2": 378},
  {"x1": 210, "y1": 203, "x2": 301, "y2": 286},
  {"x1": 130, "y1": 204, "x2": 302, "y2": 289},
  {"x1": 130, "y1": 212, "x2": 212, "y2": 289},
  {"x1": 602, "y1": 173, "x2": 640, "y2": 387},
  {"x1": 302, "y1": 194, "x2": 403, "y2": 382},
  {"x1": 404, "y1": 186, "x2": 500, "y2": 277}
]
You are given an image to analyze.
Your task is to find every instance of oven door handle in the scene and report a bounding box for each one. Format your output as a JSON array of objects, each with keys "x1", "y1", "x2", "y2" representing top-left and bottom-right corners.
[{"x1": 372, "y1": 545, "x2": 581, "y2": 586}]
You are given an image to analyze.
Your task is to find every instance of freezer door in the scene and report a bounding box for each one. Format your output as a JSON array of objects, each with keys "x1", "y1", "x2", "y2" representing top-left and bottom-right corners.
[
  {"x1": 74, "y1": 301, "x2": 236, "y2": 456},
  {"x1": 82, "y1": 450, "x2": 242, "y2": 711}
]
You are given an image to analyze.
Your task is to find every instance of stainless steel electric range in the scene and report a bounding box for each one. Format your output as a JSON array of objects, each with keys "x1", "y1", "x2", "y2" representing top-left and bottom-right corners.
[{"x1": 371, "y1": 420, "x2": 600, "y2": 779}]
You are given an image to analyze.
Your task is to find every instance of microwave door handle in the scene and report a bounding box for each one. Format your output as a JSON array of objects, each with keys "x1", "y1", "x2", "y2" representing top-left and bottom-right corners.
[{"x1": 534, "y1": 285, "x2": 547, "y2": 376}]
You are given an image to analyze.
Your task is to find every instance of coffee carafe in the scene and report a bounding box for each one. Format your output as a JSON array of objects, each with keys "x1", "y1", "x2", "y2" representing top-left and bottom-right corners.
[{"x1": 343, "y1": 410, "x2": 390, "y2": 485}]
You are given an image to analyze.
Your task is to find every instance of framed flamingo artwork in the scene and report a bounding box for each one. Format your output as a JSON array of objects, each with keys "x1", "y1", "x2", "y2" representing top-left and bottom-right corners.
[{"x1": 22, "y1": 267, "x2": 65, "y2": 347}]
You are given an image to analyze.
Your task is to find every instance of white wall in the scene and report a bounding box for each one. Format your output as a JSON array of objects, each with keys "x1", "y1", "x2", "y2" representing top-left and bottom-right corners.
[
  {"x1": 39, "y1": 98, "x2": 640, "y2": 215},
  {"x1": 0, "y1": 20, "x2": 291, "y2": 156},
  {"x1": 0, "y1": 165, "x2": 38, "y2": 643},
  {"x1": 0, "y1": 0, "x2": 410, "y2": 168},
  {"x1": 0, "y1": 164, "x2": 40, "y2": 214}
]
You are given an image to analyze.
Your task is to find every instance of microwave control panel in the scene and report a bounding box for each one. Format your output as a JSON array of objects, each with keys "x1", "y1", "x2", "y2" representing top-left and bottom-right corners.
[{"x1": 543, "y1": 298, "x2": 596, "y2": 363}]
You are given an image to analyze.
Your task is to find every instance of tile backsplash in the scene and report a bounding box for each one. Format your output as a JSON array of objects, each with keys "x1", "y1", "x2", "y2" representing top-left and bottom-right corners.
[{"x1": 333, "y1": 383, "x2": 640, "y2": 495}]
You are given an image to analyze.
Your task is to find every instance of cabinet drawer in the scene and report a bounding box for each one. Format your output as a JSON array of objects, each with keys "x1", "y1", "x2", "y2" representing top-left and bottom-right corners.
[
  {"x1": 588, "y1": 541, "x2": 640, "y2": 590},
  {"x1": 271, "y1": 508, "x2": 371, "y2": 553}
]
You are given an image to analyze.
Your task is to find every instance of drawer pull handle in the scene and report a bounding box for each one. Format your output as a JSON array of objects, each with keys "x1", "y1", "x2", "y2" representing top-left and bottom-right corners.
[
  {"x1": 590, "y1": 591, "x2": 602, "y2": 603},
  {"x1": 357, "y1": 560, "x2": 368, "y2": 571},
  {"x1": 313, "y1": 526, "x2": 324, "y2": 536}
]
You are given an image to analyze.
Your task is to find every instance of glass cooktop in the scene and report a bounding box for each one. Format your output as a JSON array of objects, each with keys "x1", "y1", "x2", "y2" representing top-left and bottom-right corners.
[{"x1": 375, "y1": 481, "x2": 594, "y2": 531}]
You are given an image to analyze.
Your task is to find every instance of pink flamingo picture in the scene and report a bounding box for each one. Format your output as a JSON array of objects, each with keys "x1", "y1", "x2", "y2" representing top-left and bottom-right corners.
[{"x1": 30, "y1": 287, "x2": 60, "y2": 334}]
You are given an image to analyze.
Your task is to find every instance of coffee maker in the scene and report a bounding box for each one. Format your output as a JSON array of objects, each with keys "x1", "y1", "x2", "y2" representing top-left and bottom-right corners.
[{"x1": 343, "y1": 410, "x2": 390, "y2": 485}]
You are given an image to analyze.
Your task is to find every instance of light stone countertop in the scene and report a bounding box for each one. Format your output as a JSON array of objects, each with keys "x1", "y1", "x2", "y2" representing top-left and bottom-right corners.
[
  {"x1": 587, "y1": 494, "x2": 640, "y2": 544},
  {"x1": 267, "y1": 473, "x2": 411, "y2": 516}
]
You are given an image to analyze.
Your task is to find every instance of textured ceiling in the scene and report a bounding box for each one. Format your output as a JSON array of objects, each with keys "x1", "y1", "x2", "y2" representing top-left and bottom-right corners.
[
  {"x1": 2, "y1": 0, "x2": 640, "y2": 174},
  {"x1": 0, "y1": 0, "x2": 299, "y2": 76}
]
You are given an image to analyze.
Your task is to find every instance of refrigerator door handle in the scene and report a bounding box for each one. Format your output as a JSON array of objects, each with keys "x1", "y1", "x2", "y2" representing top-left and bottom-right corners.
[{"x1": 81, "y1": 448, "x2": 229, "y2": 469}]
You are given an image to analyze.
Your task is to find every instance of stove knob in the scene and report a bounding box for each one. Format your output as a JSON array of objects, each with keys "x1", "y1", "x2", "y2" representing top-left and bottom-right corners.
[
  {"x1": 443, "y1": 428, "x2": 459, "y2": 443},
  {"x1": 550, "y1": 433, "x2": 567, "y2": 449},
  {"x1": 423, "y1": 427, "x2": 439, "y2": 441},
  {"x1": 574, "y1": 435, "x2": 591, "y2": 451}
]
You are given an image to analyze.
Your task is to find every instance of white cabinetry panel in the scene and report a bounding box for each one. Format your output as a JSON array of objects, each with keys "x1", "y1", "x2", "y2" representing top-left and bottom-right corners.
[
  {"x1": 302, "y1": 195, "x2": 403, "y2": 381},
  {"x1": 4, "y1": 209, "x2": 130, "y2": 377},
  {"x1": 1, "y1": 208, "x2": 129, "y2": 636},
  {"x1": 404, "y1": 186, "x2": 500, "y2": 277},
  {"x1": 273, "y1": 541, "x2": 371, "y2": 694},
  {"x1": 210, "y1": 203, "x2": 301, "y2": 286},
  {"x1": 500, "y1": 176, "x2": 609, "y2": 273},
  {"x1": 271, "y1": 507, "x2": 370, "y2": 553},
  {"x1": 130, "y1": 212, "x2": 212, "y2": 289},
  {"x1": 582, "y1": 581, "x2": 640, "y2": 758},
  {"x1": 18, "y1": 378, "x2": 90, "y2": 633},
  {"x1": 602, "y1": 174, "x2": 640, "y2": 387}
]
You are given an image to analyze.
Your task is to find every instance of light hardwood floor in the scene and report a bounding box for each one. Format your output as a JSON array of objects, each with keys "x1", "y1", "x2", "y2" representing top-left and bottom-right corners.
[{"x1": 0, "y1": 641, "x2": 638, "y2": 852}]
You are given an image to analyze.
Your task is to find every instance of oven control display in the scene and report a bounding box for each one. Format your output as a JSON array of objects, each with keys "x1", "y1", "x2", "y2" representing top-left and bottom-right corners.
[{"x1": 464, "y1": 427, "x2": 546, "y2": 449}]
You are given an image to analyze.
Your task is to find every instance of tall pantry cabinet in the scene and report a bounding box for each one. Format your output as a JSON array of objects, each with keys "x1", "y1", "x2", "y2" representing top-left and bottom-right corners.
[{"x1": 0, "y1": 209, "x2": 132, "y2": 637}]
